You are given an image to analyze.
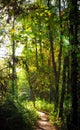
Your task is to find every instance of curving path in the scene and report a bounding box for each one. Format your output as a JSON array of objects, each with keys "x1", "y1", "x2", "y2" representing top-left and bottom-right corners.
[{"x1": 34, "y1": 111, "x2": 59, "y2": 130}]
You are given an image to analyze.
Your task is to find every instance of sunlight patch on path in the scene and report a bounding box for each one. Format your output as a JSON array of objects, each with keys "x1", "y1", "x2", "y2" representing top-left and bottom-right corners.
[{"x1": 35, "y1": 111, "x2": 57, "y2": 130}]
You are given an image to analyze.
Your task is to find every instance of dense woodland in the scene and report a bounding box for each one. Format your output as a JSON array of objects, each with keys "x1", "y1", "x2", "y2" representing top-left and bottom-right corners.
[{"x1": 0, "y1": 0, "x2": 80, "y2": 130}]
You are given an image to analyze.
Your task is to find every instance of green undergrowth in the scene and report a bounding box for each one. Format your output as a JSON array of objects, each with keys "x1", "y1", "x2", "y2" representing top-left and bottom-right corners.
[
  {"x1": 35, "y1": 98, "x2": 62, "y2": 128},
  {"x1": 0, "y1": 98, "x2": 38, "y2": 130},
  {"x1": 49, "y1": 111, "x2": 62, "y2": 128},
  {"x1": 20, "y1": 100, "x2": 39, "y2": 124},
  {"x1": 35, "y1": 98, "x2": 54, "y2": 113}
]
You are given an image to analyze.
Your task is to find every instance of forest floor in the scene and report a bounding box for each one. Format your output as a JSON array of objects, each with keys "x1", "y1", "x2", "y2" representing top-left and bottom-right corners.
[{"x1": 34, "y1": 111, "x2": 60, "y2": 130}]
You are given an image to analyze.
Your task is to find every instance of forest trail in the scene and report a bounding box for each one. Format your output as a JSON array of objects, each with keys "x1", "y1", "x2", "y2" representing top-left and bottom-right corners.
[{"x1": 34, "y1": 111, "x2": 59, "y2": 130}]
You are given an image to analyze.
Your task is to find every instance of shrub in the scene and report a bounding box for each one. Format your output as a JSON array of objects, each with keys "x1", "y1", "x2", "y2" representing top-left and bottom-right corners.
[
  {"x1": 21, "y1": 101, "x2": 39, "y2": 125},
  {"x1": 35, "y1": 98, "x2": 54, "y2": 113},
  {"x1": 0, "y1": 99, "x2": 37, "y2": 130},
  {"x1": 49, "y1": 111, "x2": 62, "y2": 128}
]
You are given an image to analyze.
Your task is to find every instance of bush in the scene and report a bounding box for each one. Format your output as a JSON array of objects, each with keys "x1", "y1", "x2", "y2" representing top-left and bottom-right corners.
[
  {"x1": 49, "y1": 111, "x2": 62, "y2": 128},
  {"x1": 35, "y1": 98, "x2": 54, "y2": 113},
  {"x1": 21, "y1": 101, "x2": 39, "y2": 125},
  {"x1": 0, "y1": 99, "x2": 36, "y2": 130}
]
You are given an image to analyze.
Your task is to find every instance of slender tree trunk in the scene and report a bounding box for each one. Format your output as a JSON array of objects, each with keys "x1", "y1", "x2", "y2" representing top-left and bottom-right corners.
[
  {"x1": 11, "y1": 14, "x2": 18, "y2": 100},
  {"x1": 69, "y1": 0, "x2": 78, "y2": 129},
  {"x1": 48, "y1": 57, "x2": 54, "y2": 103},
  {"x1": 35, "y1": 39, "x2": 39, "y2": 69},
  {"x1": 54, "y1": 0, "x2": 63, "y2": 111},
  {"x1": 12, "y1": 16, "x2": 16, "y2": 96},
  {"x1": 47, "y1": 0, "x2": 61, "y2": 110},
  {"x1": 47, "y1": 0, "x2": 58, "y2": 106},
  {"x1": 38, "y1": 21, "x2": 43, "y2": 68},
  {"x1": 59, "y1": 56, "x2": 67, "y2": 119}
]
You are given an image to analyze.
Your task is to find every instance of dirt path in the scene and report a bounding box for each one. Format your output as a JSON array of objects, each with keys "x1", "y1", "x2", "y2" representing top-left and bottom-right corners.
[{"x1": 34, "y1": 111, "x2": 58, "y2": 130}]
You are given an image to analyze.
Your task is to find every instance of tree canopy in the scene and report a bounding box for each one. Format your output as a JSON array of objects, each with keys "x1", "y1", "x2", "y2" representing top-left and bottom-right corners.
[{"x1": 0, "y1": 0, "x2": 80, "y2": 130}]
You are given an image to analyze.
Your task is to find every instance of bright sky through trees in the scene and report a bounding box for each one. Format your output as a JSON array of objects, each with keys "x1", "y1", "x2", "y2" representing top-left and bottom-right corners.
[{"x1": 0, "y1": 36, "x2": 24, "y2": 58}]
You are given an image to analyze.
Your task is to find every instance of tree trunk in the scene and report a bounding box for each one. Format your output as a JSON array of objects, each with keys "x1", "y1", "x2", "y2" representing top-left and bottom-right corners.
[
  {"x1": 12, "y1": 15, "x2": 16, "y2": 97},
  {"x1": 69, "y1": 0, "x2": 78, "y2": 129},
  {"x1": 47, "y1": 0, "x2": 58, "y2": 107},
  {"x1": 59, "y1": 56, "x2": 67, "y2": 119},
  {"x1": 35, "y1": 39, "x2": 39, "y2": 69},
  {"x1": 47, "y1": 0, "x2": 63, "y2": 111}
]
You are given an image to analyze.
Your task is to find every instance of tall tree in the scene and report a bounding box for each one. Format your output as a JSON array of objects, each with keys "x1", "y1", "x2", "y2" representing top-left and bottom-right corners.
[
  {"x1": 47, "y1": 0, "x2": 58, "y2": 105},
  {"x1": 68, "y1": 0, "x2": 78, "y2": 129},
  {"x1": 47, "y1": 0, "x2": 63, "y2": 111},
  {"x1": 59, "y1": 56, "x2": 67, "y2": 119}
]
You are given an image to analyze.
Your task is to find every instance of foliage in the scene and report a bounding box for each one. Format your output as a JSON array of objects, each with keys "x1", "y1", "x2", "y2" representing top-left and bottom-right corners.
[
  {"x1": 35, "y1": 98, "x2": 54, "y2": 113},
  {"x1": 20, "y1": 100, "x2": 39, "y2": 124},
  {"x1": 49, "y1": 111, "x2": 62, "y2": 127},
  {"x1": 35, "y1": 98, "x2": 62, "y2": 128},
  {"x1": 0, "y1": 98, "x2": 38, "y2": 130},
  {"x1": 0, "y1": 0, "x2": 80, "y2": 129}
]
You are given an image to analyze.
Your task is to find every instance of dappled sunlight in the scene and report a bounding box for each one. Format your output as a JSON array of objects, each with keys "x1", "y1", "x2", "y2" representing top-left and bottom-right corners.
[
  {"x1": 0, "y1": 0, "x2": 80, "y2": 130},
  {"x1": 35, "y1": 111, "x2": 59, "y2": 130},
  {"x1": 37, "y1": 111, "x2": 49, "y2": 121}
]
